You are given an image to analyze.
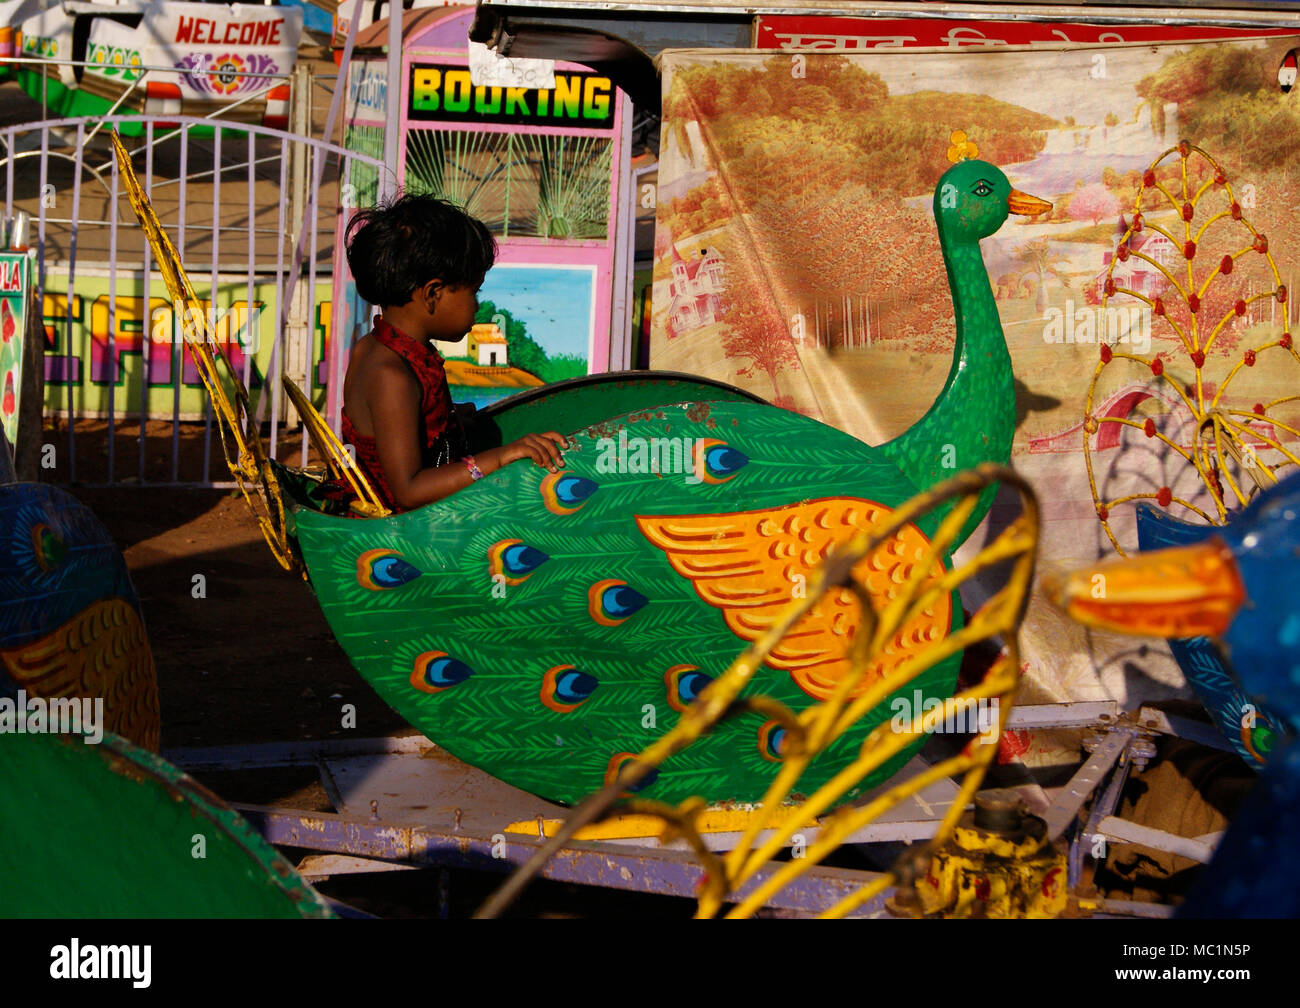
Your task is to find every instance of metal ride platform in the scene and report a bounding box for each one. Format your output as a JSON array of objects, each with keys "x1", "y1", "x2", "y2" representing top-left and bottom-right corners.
[{"x1": 163, "y1": 701, "x2": 1231, "y2": 918}]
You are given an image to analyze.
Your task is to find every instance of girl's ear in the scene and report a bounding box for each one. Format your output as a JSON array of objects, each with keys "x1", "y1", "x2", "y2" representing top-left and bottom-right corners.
[{"x1": 422, "y1": 279, "x2": 444, "y2": 312}]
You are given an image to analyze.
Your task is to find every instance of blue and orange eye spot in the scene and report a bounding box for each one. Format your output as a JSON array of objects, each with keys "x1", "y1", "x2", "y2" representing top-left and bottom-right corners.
[
  {"x1": 540, "y1": 471, "x2": 598, "y2": 515},
  {"x1": 541, "y1": 664, "x2": 598, "y2": 713},
  {"x1": 665, "y1": 664, "x2": 713, "y2": 713},
  {"x1": 588, "y1": 579, "x2": 648, "y2": 626},
  {"x1": 758, "y1": 720, "x2": 787, "y2": 763},
  {"x1": 1243, "y1": 719, "x2": 1275, "y2": 764},
  {"x1": 31, "y1": 523, "x2": 66, "y2": 572},
  {"x1": 604, "y1": 752, "x2": 658, "y2": 794},
  {"x1": 488, "y1": 538, "x2": 549, "y2": 585},
  {"x1": 692, "y1": 439, "x2": 749, "y2": 485},
  {"x1": 357, "y1": 548, "x2": 421, "y2": 590},
  {"x1": 410, "y1": 650, "x2": 474, "y2": 694}
]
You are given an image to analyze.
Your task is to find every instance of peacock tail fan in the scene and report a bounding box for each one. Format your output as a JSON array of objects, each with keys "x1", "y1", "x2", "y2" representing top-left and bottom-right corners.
[
  {"x1": 296, "y1": 400, "x2": 976, "y2": 808},
  {"x1": 1086, "y1": 139, "x2": 1300, "y2": 554},
  {"x1": 1083, "y1": 140, "x2": 1299, "y2": 764}
]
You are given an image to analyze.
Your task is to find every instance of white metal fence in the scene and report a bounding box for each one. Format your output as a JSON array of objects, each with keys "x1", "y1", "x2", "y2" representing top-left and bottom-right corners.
[{"x1": 2, "y1": 111, "x2": 386, "y2": 485}]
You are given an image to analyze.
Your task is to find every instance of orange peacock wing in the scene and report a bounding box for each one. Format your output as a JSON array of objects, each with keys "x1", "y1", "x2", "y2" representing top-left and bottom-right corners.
[
  {"x1": 636, "y1": 498, "x2": 951, "y2": 701},
  {"x1": 0, "y1": 598, "x2": 161, "y2": 751}
]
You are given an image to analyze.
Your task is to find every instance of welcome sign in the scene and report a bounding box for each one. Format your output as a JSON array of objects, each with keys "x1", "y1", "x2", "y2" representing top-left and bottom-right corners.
[{"x1": 408, "y1": 64, "x2": 615, "y2": 128}]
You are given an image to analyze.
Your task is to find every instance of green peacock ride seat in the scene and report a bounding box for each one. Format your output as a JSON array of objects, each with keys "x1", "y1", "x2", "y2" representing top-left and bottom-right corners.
[{"x1": 110, "y1": 130, "x2": 1046, "y2": 809}]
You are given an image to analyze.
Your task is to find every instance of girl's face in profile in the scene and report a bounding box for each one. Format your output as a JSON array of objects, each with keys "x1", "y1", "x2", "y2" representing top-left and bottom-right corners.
[{"x1": 418, "y1": 275, "x2": 484, "y2": 343}]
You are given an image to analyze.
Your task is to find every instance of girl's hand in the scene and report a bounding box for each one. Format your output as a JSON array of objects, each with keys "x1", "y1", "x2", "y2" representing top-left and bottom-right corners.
[{"x1": 500, "y1": 432, "x2": 568, "y2": 471}]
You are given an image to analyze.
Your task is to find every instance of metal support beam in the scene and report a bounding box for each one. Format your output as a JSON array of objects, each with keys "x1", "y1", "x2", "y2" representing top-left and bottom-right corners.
[
  {"x1": 1136, "y1": 705, "x2": 1237, "y2": 753},
  {"x1": 164, "y1": 734, "x2": 431, "y2": 772},
  {"x1": 238, "y1": 804, "x2": 897, "y2": 917},
  {"x1": 1044, "y1": 725, "x2": 1137, "y2": 841},
  {"x1": 1095, "y1": 816, "x2": 1221, "y2": 864}
]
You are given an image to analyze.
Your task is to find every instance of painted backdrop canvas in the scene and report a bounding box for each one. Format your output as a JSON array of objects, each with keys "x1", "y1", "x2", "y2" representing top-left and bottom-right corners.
[{"x1": 653, "y1": 39, "x2": 1300, "y2": 764}]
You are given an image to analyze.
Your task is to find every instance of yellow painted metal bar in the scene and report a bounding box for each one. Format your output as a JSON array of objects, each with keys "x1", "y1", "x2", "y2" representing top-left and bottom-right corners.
[
  {"x1": 111, "y1": 131, "x2": 299, "y2": 571},
  {"x1": 113, "y1": 130, "x2": 393, "y2": 551},
  {"x1": 281, "y1": 376, "x2": 390, "y2": 518}
]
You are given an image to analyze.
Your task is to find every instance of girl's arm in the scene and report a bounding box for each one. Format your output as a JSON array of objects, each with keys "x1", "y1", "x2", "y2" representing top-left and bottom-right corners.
[{"x1": 369, "y1": 363, "x2": 566, "y2": 510}]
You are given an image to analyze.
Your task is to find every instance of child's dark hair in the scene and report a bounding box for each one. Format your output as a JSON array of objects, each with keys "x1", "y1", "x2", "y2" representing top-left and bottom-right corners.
[{"x1": 346, "y1": 193, "x2": 497, "y2": 307}]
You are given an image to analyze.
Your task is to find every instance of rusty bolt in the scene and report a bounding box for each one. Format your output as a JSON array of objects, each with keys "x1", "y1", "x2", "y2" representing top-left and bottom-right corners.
[{"x1": 1129, "y1": 738, "x2": 1158, "y2": 772}]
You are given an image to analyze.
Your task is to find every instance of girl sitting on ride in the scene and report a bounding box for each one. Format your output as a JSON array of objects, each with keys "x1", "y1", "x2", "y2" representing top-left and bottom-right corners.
[{"x1": 341, "y1": 194, "x2": 567, "y2": 512}]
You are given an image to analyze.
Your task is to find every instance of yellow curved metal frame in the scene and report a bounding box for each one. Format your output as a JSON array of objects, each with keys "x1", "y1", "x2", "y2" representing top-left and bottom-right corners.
[
  {"x1": 111, "y1": 131, "x2": 390, "y2": 562},
  {"x1": 1086, "y1": 142, "x2": 1300, "y2": 554},
  {"x1": 280, "y1": 376, "x2": 389, "y2": 518},
  {"x1": 479, "y1": 464, "x2": 1040, "y2": 918}
]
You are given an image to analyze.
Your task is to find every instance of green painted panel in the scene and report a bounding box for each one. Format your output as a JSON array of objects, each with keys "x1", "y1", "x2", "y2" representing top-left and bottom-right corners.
[
  {"x1": 0, "y1": 729, "x2": 332, "y2": 918},
  {"x1": 295, "y1": 398, "x2": 962, "y2": 807},
  {"x1": 478, "y1": 370, "x2": 765, "y2": 448}
]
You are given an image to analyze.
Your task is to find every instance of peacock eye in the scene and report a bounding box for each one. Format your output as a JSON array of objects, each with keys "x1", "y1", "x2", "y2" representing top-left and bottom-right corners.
[{"x1": 972, "y1": 180, "x2": 993, "y2": 197}]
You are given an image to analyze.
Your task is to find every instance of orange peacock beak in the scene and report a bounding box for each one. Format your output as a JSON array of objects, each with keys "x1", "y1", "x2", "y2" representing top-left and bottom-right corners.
[
  {"x1": 1008, "y1": 189, "x2": 1052, "y2": 216},
  {"x1": 1044, "y1": 538, "x2": 1246, "y2": 640}
]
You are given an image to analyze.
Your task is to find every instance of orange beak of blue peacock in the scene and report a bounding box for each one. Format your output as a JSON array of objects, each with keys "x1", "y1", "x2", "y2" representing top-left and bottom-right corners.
[
  {"x1": 1044, "y1": 538, "x2": 1247, "y2": 640},
  {"x1": 1008, "y1": 189, "x2": 1052, "y2": 217}
]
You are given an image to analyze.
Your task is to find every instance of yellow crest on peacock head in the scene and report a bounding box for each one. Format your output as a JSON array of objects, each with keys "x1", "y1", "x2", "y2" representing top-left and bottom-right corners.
[
  {"x1": 947, "y1": 130, "x2": 979, "y2": 164},
  {"x1": 934, "y1": 129, "x2": 1052, "y2": 237}
]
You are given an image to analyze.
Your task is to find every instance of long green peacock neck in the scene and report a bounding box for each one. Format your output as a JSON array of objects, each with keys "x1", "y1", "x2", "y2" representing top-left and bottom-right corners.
[{"x1": 877, "y1": 212, "x2": 1016, "y2": 547}]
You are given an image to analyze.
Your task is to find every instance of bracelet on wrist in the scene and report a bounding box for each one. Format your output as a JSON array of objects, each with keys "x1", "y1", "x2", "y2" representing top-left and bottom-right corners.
[{"x1": 464, "y1": 454, "x2": 484, "y2": 481}]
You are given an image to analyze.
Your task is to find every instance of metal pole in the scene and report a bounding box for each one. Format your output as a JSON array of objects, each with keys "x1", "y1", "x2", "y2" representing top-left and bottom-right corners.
[
  {"x1": 383, "y1": 1, "x2": 403, "y2": 201},
  {"x1": 609, "y1": 93, "x2": 635, "y2": 371}
]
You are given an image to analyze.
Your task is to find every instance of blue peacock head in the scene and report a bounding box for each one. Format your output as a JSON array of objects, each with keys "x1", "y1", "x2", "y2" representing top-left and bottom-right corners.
[
  {"x1": 1050, "y1": 469, "x2": 1300, "y2": 735},
  {"x1": 934, "y1": 131, "x2": 1051, "y2": 242},
  {"x1": 0, "y1": 483, "x2": 141, "y2": 707},
  {"x1": 0, "y1": 485, "x2": 136, "y2": 653}
]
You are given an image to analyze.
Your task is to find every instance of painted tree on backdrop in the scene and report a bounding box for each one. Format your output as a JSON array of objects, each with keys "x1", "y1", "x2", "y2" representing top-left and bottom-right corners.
[
  {"x1": 1071, "y1": 183, "x2": 1121, "y2": 226},
  {"x1": 717, "y1": 237, "x2": 802, "y2": 407},
  {"x1": 1014, "y1": 238, "x2": 1073, "y2": 314},
  {"x1": 661, "y1": 53, "x2": 1057, "y2": 401}
]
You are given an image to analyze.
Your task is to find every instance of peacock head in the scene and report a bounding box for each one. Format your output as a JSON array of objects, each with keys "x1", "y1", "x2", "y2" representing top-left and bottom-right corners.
[
  {"x1": 934, "y1": 131, "x2": 1051, "y2": 242},
  {"x1": 1, "y1": 486, "x2": 133, "y2": 635},
  {"x1": 1047, "y1": 469, "x2": 1300, "y2": 733}
]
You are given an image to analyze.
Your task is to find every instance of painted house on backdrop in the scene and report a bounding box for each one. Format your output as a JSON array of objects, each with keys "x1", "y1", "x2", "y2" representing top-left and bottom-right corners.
[
  {"x1": 666, "y1": 245, "x2": 724, "y2": 338},
  {"x1": 443, "y1": 323, "x2": 509, "y2": 366},
  {"x1": 1095, "y1": 215, "x2": 1178, "y2": 300}
]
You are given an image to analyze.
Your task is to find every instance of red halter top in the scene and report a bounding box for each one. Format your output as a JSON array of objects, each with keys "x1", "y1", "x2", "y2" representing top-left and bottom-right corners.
[{"x1": 340, "y1": 317, "x2": 466, "y2": 512}]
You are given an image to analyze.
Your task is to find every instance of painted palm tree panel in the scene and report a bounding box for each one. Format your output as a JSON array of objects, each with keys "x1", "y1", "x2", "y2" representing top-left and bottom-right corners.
[{"x1": 404, "y1": 129, "x2": 612, "y2": 240}]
